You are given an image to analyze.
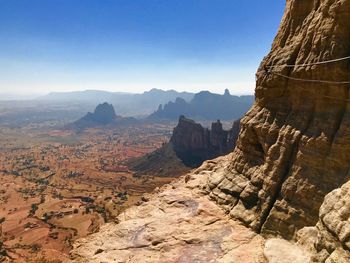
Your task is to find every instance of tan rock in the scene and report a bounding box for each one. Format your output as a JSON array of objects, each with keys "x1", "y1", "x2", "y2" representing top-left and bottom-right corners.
[
  {"x1": 207, "y1": 0, "x2": 350, "y2": 240},
  {"x1": 298, "y1": 181, "x2": 350, "y2": 262},
  {"x1": 71, "y1": 157, "x2": 268, "y2": 263},
  {"x1": 264, "y1": 238, "x2": 311, "y2": 263}
]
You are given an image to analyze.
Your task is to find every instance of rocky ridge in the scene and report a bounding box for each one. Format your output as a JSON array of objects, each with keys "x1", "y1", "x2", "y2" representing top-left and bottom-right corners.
[
  {"x1": 297, "y1": 180, "x2": 350, "y2": 262},
  {"x1": 148, "y1": 89, "x2": 254, "y2": 121}
]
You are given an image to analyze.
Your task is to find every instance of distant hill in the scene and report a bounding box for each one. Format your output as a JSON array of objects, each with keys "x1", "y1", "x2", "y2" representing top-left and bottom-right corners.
[
  {"x1": 79, "y1": 102, "x2": 116, "y2": 125},
  {"x1": 69, "y1": 102, "x2": 137, "y2": 130},
  {"x1": 148, "y1": 89, "x2": 254, "y2": 121},
  {"x1": 39, "y1": 89, "x2": 194, "y2": 117}
]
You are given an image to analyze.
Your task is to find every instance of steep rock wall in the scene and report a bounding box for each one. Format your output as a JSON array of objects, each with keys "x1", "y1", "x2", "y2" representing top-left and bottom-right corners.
[
  {"x1": 171, "y1": 116, "x2": 238, "y2": 167},
  {"x1": 207, "y1": 0, "x2": 350, "y2": 240}
]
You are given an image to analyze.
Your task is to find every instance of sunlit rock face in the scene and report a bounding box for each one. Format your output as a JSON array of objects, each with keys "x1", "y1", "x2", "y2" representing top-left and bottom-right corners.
[
  {"x1": 305, "y1": 181, "x2": 350, "y2": 262},
  {"x1": 207, "y1": 0, "x2": 350, "y2": 240}
]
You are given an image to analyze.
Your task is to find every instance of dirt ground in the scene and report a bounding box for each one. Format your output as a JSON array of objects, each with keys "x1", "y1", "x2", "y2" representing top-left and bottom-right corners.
[{"x1": 0, "y1": 123, "x2": 176, "y2": 262}]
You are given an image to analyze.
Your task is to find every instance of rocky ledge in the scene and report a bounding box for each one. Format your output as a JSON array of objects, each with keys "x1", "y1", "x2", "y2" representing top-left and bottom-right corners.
[{"x1": 71, "y1": 156, "x2": 311, "y2": 263}]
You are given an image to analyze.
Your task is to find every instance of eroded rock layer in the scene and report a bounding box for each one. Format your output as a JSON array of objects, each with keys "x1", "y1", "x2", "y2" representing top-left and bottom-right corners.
[
  {"x1": 295, "y1": 180, "x2": 350, "y2": 262},
  {"x1": 207, "y1": 0, "x2": 350, "y2": 240}
]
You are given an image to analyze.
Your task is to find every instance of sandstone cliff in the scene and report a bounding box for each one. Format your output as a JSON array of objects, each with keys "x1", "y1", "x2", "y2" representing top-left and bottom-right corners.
[
  {"x1": 171, "y1": 116, "x2": 239, "y2": 167},
  {"x1": 207, "y1": 0, "x2": 350, "y2": 241},
  {"x1": 128, "y1": 116, "x2": 240, "y2": 177}
]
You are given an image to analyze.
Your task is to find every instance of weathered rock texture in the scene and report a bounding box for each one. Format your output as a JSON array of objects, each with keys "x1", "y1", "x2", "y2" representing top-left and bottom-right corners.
[
  {"x1": 207, "y1": 0, "x2": 350, "y2": 241},
  {"x1": 314, "y1": 181, "x2": 350, "y2": 262},
  {"x1": 296, "y1": 181, "x2": 350, "y2": 262}
]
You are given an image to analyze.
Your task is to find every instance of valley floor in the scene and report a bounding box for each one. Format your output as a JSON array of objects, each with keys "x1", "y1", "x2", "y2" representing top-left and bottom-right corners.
[{"x1": 0, "y1": 123, "x2": 175, "y2": 262}]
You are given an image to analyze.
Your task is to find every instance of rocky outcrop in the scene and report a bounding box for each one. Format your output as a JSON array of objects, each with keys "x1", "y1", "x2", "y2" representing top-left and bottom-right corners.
[
  {"x1": 295, "y1": 180, "x2": 350, "y2": 262},
  {"x1": 70, "y1": 102, "x2": 137, "y2": 130},
  {"x1": 171, "y1": 116, "x2": 238, "y2": 167},
  {"x1": 314, "y1": 181, "x2": 350, "y2": 262},
  {"x1": 148, "y1": 90, "x2": 254, "y2": 121},
  {"x1": 128, "y1": 117, "x2": 240, "y2": 177},
  {"x1": 78, "y1": 102, "x2": 116, "y2": 125},
  {"x1": 206, "y1": 0, "x2": 350, "y2": 242},
  {"x1": 228, "y1": 119, "x2": 240, "y2": 149}
]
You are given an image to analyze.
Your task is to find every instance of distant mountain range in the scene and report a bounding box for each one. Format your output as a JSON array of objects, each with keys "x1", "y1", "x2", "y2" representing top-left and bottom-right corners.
[
  {"x1": 62, "y1": 89, "x2": 254, "y2": 130},
  {"x1": 148, "y1": 89, "x2": 254, "y2": 121},
  {"x1": 23, "y1": 88, "x2": 255, "y2": 128},
  {"x1": 40, "y1": 89, "x2": 194, "y2": 117}
]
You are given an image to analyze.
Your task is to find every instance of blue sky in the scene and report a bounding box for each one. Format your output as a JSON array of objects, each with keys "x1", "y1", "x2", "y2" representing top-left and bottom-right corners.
[{"x1": 0, "y1": 0, "x2": 285, "y2": 96}]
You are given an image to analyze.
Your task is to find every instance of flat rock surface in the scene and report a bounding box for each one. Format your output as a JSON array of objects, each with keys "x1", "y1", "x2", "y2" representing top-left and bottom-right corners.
[
  {"x1": 71, "y1": 157, "x2": 311, "y2": 263},
  {"x1": 71, "y1": 157, "x2": 267, "y2": 263}
]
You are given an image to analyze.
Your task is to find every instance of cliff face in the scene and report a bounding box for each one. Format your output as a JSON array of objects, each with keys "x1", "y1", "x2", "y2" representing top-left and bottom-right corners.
[
  {"x1": 171, "y1": 116, "x2": 239, "y2": 167},
  {"x1": 128, "y1": 117, "x2": 240, "y2": 178},
  {"x1": 207, "y1": 0, "x2": 350, "y2": 240}
]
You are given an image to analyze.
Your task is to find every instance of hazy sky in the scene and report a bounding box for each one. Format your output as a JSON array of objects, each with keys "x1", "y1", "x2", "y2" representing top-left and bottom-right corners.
[{"x1": 0, "y1": 0, "x2": 285, "y2": 96}]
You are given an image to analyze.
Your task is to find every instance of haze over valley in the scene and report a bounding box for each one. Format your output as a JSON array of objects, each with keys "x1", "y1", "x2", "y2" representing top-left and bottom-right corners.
[{"x1": 1, "y1": 1, "x2": 350, "y2": 263}]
